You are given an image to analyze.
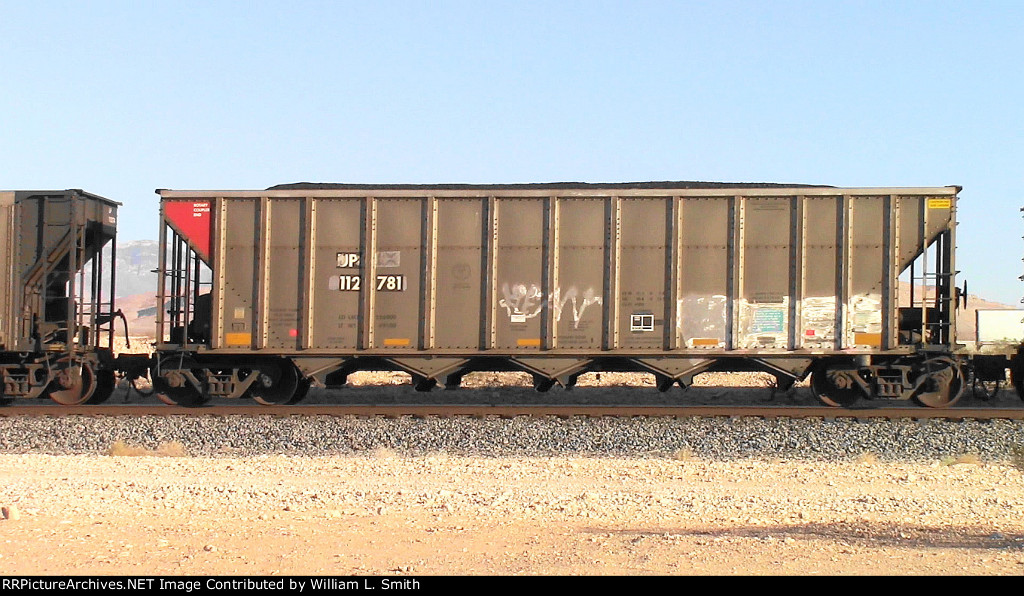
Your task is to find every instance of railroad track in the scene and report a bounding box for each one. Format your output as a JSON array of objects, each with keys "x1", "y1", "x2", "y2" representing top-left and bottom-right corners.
[{"x1": 1, "y1": 403, "x2": 1022, "y2": 420}]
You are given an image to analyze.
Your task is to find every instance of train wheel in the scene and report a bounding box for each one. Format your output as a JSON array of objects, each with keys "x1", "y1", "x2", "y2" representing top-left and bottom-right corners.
[
  {"x1": 249, "y1": 362, "x2": 301, "y2": 405},
  {"x1": 47, "y1": 361, "x2": 97, "y2": 406},
  {"x1": 913, "y1": 357, "x2": 965, "y2": 408},
  {"x1": 153, "y1": 361, "x2": 209, "y2": 407},
  {"x1": 86, "y1": 370, "x2": 118, "y2": 404},
  {"x1": 811, "y1": 366, "x2": 861, "y2": 407},
  {"x1": 293, "y1": 377, "x2": 312, "y2": 403}
]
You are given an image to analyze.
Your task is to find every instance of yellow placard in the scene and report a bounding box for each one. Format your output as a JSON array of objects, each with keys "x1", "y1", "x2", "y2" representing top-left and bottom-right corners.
[
  {"x1": 224, "y1": 332, "x2": 252, "y2": 346},
  {"x1": 927, "y1": 198, "x2": 952, "y2": 209},
  {"x1": 517, "y1": 338, "x2": 542, "y2": 347},
  {"x1": 383, "y1": 338, "x2": 410, "y2": 346},
  {"x1": 853, "y1": 332, "x2": 882, "y2": 347},
  {"x1": 691, "y1": 338, "x2": 720, "y2": 347}
]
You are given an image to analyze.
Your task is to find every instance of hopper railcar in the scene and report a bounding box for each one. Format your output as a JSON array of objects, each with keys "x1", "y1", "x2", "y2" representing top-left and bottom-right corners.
[
  {"x1": 0, "y1": 189, "x2": 124, "y2": 404},
  {"x1": 152, "y1": 182, "x2": 970, "y2": 408}
]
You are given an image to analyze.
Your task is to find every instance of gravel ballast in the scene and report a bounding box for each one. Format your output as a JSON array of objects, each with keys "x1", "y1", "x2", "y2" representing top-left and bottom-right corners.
[{"x1": 1, "y1": 414, "x2": 1022, "y2": 462}]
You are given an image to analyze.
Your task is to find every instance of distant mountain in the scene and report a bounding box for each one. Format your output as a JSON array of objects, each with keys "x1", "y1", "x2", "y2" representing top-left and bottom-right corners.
[
  {"x1": 106, "y1": 240, "x2": 160, "y2": 337},
  {"x1": 115, "y1": 240, "x2": 159, "y2": 298}
]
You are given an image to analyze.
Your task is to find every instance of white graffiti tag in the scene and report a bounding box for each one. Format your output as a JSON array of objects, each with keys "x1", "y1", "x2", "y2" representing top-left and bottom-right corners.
[
  {"x1": 499, "y1": 283, "x2": 603, "y2": 328},
  {"x1": 551, "y1": 286, "x2": 603, "y2": 328},
  {"x1": 499, "y1": 283, "x2": 545, "y2": 323}
]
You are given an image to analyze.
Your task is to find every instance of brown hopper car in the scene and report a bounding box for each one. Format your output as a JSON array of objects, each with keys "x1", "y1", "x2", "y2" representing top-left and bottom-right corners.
[
  {"x1": 0, "y1": 190, "x2": 122, "y2": 404},
  {"x1": 151, "y1": 182, "x2": 970, "y2": 408}
]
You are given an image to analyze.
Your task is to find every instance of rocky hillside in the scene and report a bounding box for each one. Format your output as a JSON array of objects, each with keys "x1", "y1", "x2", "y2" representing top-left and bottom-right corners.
[
  {"x1": 114, "y1": 240, "x2": 159, "y2": 297},
  {"x1": 108, "y1": 240, "x2": 158, "y2": 337}
]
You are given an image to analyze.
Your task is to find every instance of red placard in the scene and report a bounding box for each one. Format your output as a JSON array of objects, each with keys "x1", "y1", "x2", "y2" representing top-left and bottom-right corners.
[{"x1": 163, "y1": 200, "x2": 212, "y2": 261}]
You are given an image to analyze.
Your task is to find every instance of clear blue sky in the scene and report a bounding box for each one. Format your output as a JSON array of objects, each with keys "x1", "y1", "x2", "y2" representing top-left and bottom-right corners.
[{"x1": 2, "y1": 1, "x2": 1022, "y2": 303}]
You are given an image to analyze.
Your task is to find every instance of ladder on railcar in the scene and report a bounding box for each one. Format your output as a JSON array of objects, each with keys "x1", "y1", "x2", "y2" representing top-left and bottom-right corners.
[
  {"x1": 26, "y1": 193, "x2": 119, "y2": 353},
  {"x1": 907, "y1": 228, "x2": 955, "y2": 347},
  {"x1": 64, "y1": 194, "x2": 120, "y2": 352},
  {"x1": 160, "y1": 227, "x2": 212, "y2": 345}
]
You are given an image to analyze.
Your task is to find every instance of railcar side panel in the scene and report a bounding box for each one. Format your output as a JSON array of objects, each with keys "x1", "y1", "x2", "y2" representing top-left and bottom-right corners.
[
  {"x1": 433, "y1": 198, "x2": 485, "y2": 350},
  {"x1": 555, "y1": 198, "x2": 605, "y2": 350},
  {"x1": 493, "y1": 198, "x2": 545, "y2": 351},
  {"x1": 738, "y1": 196, "x2": 793, "y2": 351},
  {"x1": 372, "y1": 198, "x2": 424, "y2": 350},
  {"x1": 800, "y1": 197, "x2": 839, "y2": 350},
  {"x1": 677, "y1": 197, "x2": 729, "y2": 350},
  {"x1": 219, "y1": 199, "x2": 257, "y2": 348},
  {"x1": 847, "y1": 196, "x2": 886, "y2": 349},
  {"x1": 266, "y1": 198, "x2": 304, "y2": 350},
  {"x1": 617, "y1": 198, "x2": 669, "y2": 350},
  {"x1": 312, "y1": 199, "x2": 362, "y2": 349}
]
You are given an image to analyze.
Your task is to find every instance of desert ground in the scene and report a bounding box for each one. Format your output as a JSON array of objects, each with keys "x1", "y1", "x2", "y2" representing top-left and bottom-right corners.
[{"x1": 1, "y1": 449, "x2": 1022, "y2": 576}]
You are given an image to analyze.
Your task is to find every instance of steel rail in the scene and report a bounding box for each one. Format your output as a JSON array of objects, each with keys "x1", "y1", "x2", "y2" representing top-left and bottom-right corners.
[{"x1": 0, "y1": 404, "x2": 1021, "y2": 420}]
